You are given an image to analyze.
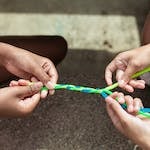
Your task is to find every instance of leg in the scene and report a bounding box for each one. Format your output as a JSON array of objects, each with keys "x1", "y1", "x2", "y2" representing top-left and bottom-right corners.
[
  {"x1": 142, "y1": 12, "x2": 150, "y2": 44},
  {"x1": 0, "y1": 35, "x2": 68, "y2": 82},
  {"x1": 140, "y1": 13, "x2": 150, "y2": 85}
]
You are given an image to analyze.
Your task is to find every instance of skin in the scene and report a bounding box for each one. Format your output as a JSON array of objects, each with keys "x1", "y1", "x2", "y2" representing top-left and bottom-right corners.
[
  {"x1": 0, "y1": 82, "x2": 43, "y2": 118},
  {"x1": 0, "y1": 35, "x2": 67, "y2": 117},
  {"x1": 105, "y1": 13, "x2": 150, "y2": 149},
  {"x1": 106, "y1": 93, "x2": 150, "y2": 150},
  {"x1": 0, "y1": 43, "x2": 58, "y2": 97},
  {"x1": 105, "y1": 13, "x2": 150, "y2": 92}
]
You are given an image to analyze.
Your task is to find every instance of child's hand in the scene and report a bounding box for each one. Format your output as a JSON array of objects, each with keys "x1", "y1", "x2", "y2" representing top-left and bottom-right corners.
[
  {"x1": 105, "y1": 93, "x2": 150, "y2": 149},
  {"x1": 105, "y1": 44, "x2": 150, "y2": 92},
  {"x1": 0, "y1": 82, "x2": 43, "y2": 118},
  {"x1": 10, "y1": 79, "x2": 47, "y2": 99},
  {"x1": 0, "y1": 43, "x2": 58, "y2": 97},
  {"x1": 109, "y1": 92, "x2": 143, "y2": 114}
]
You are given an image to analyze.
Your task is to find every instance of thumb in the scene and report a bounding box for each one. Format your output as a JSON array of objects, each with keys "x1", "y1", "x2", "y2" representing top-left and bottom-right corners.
[
  {"x1": 106, "y1": 96, "x2": 128, "y2": 122},
  {"x1": 16, "y1": 82, "x2": 43, "y2": 98},
  {"x1": 18, "y1": 93, "x2": 41, "y2": 116}
]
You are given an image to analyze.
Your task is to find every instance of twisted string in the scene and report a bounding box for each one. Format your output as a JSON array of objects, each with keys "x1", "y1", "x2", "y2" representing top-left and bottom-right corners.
[{"x1": 41, "y1": 67, "x2": 150, "y2": 118}]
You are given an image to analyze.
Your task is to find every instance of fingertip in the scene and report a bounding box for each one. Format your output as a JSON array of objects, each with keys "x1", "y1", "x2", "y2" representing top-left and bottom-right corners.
[
  {"x1": 105, "y1": 96, "x2": 114, "y2": 104},
  {"x1": 41, "y1": 90, "x2": 48, "y2": 99},
  {"x1": 46, "y1": 81, "x2": 54, "y2": 90},
  {"x1": 125, "y1": 85, "x2": 134, "y2": 93},
  {"x1": 49, "y1": 90, "x2": 55, "y2": 95}
]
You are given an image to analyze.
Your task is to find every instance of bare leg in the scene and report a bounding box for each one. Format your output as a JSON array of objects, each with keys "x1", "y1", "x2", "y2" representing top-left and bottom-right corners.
[{"x1": 0, "y1": 35, "x2": 68, "y2": 82}]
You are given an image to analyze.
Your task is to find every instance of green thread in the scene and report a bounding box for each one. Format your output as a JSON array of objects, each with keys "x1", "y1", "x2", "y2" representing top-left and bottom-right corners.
[{"x1": 40, "y1": 67, "x2": 150, "y2": 118}]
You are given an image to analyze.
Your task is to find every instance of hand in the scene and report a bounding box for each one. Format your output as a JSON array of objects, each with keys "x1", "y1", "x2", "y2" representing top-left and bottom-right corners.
[
  {"x1": 0, "y1": 82, "x2": 43, "y2": 118},
  {"x1": 10, "y1": 79, "x2": 47, "y2": 99},
  {"x1": 105, "y1": 44, "x2": 150, "y2": 92},
  {"x1": 0, "y1": 43, "x2": 58, "y2": 98},
  {"x1": 105, "y1": 93, "x2": 150, "y2": 149},
  {"x1": 108, "y1": 92, "x2": 143, "y2": 114}
]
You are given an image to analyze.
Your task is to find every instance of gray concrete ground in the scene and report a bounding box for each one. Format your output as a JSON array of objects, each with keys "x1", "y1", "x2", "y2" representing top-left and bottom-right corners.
[{"x1": 0, "y1": 0, "x2": 150, "y2": 150}]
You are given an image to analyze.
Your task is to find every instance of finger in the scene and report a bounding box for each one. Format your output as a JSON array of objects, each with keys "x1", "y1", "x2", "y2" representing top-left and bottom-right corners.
[
  {"x1": 125, "y1": 95, "x2": 134, "y2": 113},
  {"x1": 106, "y1": 96, "x2": 129, "y2": 124},
  {"x1": 18, "y1": 79, "x2": 30, "y2": 86},
  {"x1": 46, "y1": 63, "x2": 58, "y2": 95},
  {"x1": 41, "y1": 90, "x2": 48, "y2": 99},
  {"x1": 16, "y1": 82, "x2": 43, "y2": 98},
  {"x1": 31, "y1": 63, "x2": 51, "y2": 85},
  {"x1": 124, "y1": 84, "x2": 134, "y2": 93},
  {"x1": 116, "y1": 69, "x2": 124, "y2": 81},
  {"x1": 110, "y1": 92, "x2": 119, "y2": 99},
  {"x1": 116, "y1": 92, "x2": 125, "y2": 104},
  {"x1": 31, "y1": 76, "x2": 48, "y2": 98},
  {"x1": 129, "y1": 80, "x2": 145, "y2": 89},
  {"x1": 31, "y1": 77, "x2": 39, "y2": 82},
  {"x1": 109, "y1": 92, "x2": 125, "y2": 104},
  {"x1": 9, "y1": 80, "x2": 19, "y2": 87},
  {"x1": 122, "y1": 61, "x2": 141, "y2": 84},
  {"x1": 19, "y1": 93, "x2": 41, "y2": 115},
  {"x1": 133, "y1": 98, "x2": 143, "y2": 113},
  {"x1": 105, "y1": 60, "x2": 117, "y2": 85}
]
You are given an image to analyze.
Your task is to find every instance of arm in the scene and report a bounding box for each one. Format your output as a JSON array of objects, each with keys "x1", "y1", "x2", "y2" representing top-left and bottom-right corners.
[
  {"x1": 0, "y1": 42, "x2": 58, "y2": 98},
  {"x1": 0, "y1": 81, "x2": 43, "y2": 118},
  {"x1": 105, "y1": 44, "x2": 150, "y2": 92},
  {"x1": 106, "y1": 94, "x2": 150, "y2": 150}
]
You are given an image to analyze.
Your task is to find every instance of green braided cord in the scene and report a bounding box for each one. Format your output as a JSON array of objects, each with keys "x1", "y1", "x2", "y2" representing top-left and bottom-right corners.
[
  {"x1": 41, "y1": 67, "x2": 150, "y2": 118},
  {"x1": 55, "y1": 84, "x2": 104, "y2": 94},
  {"x1": 132, "y1": 67, "x2": 150, "y2": 78},
  {"x1": 41, "y1": 67, "x2": 150, "y2": 92},
  {"x1": 102, "y1": 89, "x2": 150, "y2": 118},
  {"x1": 138, "y1": 111, "x2": 150, "y2": 118},
  {"x1": 42, "y1": 84, "x2": 112, "y2": 95},
  {"x1": 41, "y1": 84, "x2": 150, "y2": 118},
  {"x1": 104, "y1": 66, "x2": 150, "y2": 91}
]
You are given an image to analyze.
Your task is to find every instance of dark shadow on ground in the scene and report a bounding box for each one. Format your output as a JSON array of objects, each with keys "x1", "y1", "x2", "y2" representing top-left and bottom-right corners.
[{"x1": 0, "y1": 49, "x2": 149, "y2": 150}]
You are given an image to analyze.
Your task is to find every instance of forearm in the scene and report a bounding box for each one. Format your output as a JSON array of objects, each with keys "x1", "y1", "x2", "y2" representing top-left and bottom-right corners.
[
  {"x1": 0, "y1": 42, "x2": 26, "y2": 67},
  {"x1": 0, "y1": 42, "x2": 14, "y2": 66}
]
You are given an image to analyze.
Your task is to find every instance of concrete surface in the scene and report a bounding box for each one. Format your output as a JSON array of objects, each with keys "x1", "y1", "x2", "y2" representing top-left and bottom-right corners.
[
  {"x1": 1, "y1": 50, "x2": 150, "y2": 150},
  {"x1": 0, "y1": 0, "x2": 150, "y2": 150},
  {"x1": 0, "y1": 0, "x2": 149, "y2": 51}
]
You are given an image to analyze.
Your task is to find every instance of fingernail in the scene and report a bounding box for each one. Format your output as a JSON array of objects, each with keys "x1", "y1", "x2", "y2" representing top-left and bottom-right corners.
[{"x1": 46, "y1": 81, "x2": 54, "y2": 89}]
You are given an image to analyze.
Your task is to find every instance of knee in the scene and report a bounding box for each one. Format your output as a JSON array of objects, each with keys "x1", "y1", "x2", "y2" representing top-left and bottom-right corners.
[{"x1": 55, "y1": 35, "x2": 68, "y2": 56}]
